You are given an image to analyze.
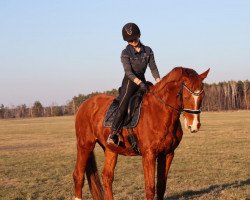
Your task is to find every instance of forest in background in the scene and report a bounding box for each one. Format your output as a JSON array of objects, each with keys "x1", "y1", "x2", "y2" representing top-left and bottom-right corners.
[{"x1": 0, "y1": 80, "x2": 249, "y2": 119}]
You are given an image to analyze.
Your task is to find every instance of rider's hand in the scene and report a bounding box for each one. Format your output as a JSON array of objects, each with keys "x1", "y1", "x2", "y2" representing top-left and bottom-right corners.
[
  {"x1": 139, "y1": 82, "x2": 148, "y2": 93},
  {"x1": 156, "y1": 78, "x2": 161, "y2": 83}
]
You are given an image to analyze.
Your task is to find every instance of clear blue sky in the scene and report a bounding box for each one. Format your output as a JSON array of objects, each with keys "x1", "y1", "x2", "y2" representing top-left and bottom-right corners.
[{"x1": 0, "y1": 0, "x2": 249, "y2": 106}]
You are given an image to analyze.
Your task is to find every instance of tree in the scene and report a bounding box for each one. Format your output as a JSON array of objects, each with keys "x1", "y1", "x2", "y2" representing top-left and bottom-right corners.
[
  {"x1": 229, "y1": 81, "x2": 237, "y2": 109},
  {"x1": 52, "y1": 106, "x2": 63, "y2": 116},
  {"x1": 243, "y1": 80, "x2": 250, "y2": 109},
  {"x1": 0, "y1": 104, "x2": 5, "y2": 119},
  {"x1": 32, "y1": 101, "x2": 44, "y2": 117},
  {"x1": 15, "y1": 104, "x2": 27, "y2": 118},
  {"x1": 105, "y1": 89, "x2": 118, "y2": 96}
]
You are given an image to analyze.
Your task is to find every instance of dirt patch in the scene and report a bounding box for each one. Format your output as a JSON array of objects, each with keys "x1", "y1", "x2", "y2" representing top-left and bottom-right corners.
[
  {"x1": 0, "y1": 143, "x2": 55, "y2": 151},
  {"x1": 0, "y1": 178, "x2": 20, "y2": 187}
]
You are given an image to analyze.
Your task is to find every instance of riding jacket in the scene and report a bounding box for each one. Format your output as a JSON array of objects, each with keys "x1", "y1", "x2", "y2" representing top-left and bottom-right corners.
[{"x1": 121, "y1": 43, "x2": 160, "y2": 82}]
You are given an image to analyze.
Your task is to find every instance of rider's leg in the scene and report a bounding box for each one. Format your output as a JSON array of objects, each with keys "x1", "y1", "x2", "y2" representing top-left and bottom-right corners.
[{"x1": 107, "y1": 76, "x2": 138, "y2": 145}]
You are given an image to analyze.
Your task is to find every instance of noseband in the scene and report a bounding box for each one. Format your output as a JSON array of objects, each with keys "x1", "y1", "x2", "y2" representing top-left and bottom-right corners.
[{"x1": 149, "y1": 81, "x2": 204, "y2": 114}]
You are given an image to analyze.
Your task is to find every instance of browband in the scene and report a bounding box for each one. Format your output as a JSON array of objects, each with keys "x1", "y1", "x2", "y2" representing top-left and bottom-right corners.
[{"x1": 183, "y1": 84, "x2": 204, "y2": 96}]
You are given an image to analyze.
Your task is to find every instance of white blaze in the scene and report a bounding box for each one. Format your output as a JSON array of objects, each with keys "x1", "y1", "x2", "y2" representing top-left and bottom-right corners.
[
  {"x1": 184, "y1": 117, "x2": 188, "y2": 130},
  {"x1": 190, "y1": 92, "x2": 199, "y2": 132}
]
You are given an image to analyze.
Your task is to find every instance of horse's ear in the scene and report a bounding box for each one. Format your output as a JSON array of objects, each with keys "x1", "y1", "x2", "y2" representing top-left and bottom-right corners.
[{"x1": 199, "y1": 68, "x2": 210, "y2": 80}]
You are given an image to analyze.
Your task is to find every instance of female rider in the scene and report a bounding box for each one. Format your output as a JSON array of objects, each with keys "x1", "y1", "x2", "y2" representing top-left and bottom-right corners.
[{"x1": 107, "y1": 22, "x2": 161, "y2": 145}]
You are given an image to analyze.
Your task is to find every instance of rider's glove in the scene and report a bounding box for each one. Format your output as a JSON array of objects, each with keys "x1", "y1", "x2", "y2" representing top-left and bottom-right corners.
[{"x1": 139, "y1": 82, "x2": 148, "y2": 93}]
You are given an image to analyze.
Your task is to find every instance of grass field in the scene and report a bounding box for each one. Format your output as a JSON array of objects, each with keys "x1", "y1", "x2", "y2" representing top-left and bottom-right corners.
[{"x1": 0, "y1": 111, "x2": 249, "y2": 200}]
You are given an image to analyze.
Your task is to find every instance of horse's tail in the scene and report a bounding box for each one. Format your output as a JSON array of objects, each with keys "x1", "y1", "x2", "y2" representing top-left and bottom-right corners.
[{"x1": 86, "y1": 151, "x2": 104, "y2": 200}]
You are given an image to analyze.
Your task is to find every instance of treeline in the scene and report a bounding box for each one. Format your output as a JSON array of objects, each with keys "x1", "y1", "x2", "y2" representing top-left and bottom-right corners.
[
  {"x1": 202, "y1": 80, "x2": 250, "y2": 111},
  {"x1": 0, "y1": 102, "x2": 73, "y2": 119},
  {"x1": 0, "y1": 89, "x2": 118, "y2": 119},
  {"x1": 0, "y1": 80, "x2": 249, "y2": 119}
]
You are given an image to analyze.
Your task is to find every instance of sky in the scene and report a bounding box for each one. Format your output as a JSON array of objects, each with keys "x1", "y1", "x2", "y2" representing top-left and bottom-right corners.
[{"x1": 0, "y1": 0, "x2": 249, "y2": 106}]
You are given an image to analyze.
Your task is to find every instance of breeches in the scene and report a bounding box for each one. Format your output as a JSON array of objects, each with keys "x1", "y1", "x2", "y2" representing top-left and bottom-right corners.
[{"x1": 112, "y1": 76, "x2": 139, "y2": 130}]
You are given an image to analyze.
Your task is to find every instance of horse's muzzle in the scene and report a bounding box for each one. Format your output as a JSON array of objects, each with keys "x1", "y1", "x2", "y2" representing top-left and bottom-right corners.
[{"x1": 188, "y1": 123, "x2": 201, "y2": 133}]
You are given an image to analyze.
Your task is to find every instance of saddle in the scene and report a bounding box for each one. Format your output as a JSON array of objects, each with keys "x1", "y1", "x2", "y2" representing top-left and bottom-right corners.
[
  {"x1": 103, "y1": 92, "x2": 143, "y2": 128},
  {"x1": 104, "y1": 81, "x2": 153, "y2": 128}
]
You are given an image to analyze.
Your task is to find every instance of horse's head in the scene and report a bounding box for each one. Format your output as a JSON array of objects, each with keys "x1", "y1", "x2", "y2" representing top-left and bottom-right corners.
[
  {"x1": 150, "y1": 67, "x2": 210, "y2": 133},
  {"x1": 181, "y1": 68, "x2": 210, "y2": 133}
]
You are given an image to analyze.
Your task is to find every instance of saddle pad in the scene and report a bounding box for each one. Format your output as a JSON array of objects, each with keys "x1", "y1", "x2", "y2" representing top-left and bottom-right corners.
[{"x1": 103, "y1": 99, "x2": 142, "y2": 128}]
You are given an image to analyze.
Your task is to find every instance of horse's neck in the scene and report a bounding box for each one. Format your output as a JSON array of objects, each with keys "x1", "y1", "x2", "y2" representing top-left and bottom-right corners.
[
  {"x1": 142, "y1": 81, "x2": 182, "y2": 145},
  {"x1": 150, "y1": 80, "x2": 182, "y2": 111}
]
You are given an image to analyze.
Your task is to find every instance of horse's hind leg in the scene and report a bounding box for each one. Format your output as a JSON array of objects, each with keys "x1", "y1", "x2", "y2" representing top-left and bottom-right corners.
[
  {"x1": 73, "y1": 146, "x2": 93, "y2": 199},
  {"x1": 102, "y1": 148, "x2": 118, "y2": 200}
]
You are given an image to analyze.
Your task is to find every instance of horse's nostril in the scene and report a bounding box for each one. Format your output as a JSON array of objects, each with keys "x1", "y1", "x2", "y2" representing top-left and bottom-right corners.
[{"x1": 188, "y1": 125, "x2": 191, "y2": 129}]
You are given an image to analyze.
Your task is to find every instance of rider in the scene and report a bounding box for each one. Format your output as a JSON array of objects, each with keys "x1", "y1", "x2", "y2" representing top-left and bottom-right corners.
[{"x1": 107, "y1": 22, "x2": 161, "y2": 145}]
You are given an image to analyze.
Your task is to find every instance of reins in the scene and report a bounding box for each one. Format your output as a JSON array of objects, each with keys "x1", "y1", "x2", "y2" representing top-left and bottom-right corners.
[{"x1": 148, "y1": 91, "x2": 181, "y2": 113}]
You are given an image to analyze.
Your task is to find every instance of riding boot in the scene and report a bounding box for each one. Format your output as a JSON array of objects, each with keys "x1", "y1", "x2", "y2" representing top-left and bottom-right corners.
[
  {"x1": 107, "y1": 129, "x2": 120, "y2": 145},
  {"x1": 107, "y1": 108, "x2": 125, "y2": 145}
]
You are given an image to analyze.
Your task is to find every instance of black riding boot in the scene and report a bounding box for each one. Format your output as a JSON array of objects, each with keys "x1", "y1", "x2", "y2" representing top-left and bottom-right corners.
[{"x1": 107, "y1": 109, "x2": 125, "y2": 145}]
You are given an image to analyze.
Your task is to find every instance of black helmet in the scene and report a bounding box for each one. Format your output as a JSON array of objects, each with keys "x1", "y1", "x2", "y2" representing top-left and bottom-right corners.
[{"x1": 122, "y1": 23, "x2": 141, "y2": 42}]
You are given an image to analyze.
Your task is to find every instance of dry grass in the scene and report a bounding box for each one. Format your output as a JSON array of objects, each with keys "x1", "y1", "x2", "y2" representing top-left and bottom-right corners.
[{"x1": 0, "y1": 111, "x2": 249, "y2": 200}]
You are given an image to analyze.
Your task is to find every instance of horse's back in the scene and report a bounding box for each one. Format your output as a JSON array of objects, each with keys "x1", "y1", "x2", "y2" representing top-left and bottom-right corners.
[{"x1": 76, "y1": 94, "x2": 114, "y2": 121}]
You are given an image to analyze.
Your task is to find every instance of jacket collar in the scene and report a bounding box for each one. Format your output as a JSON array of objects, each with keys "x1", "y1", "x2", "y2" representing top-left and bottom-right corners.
[{"x1": 126, "y1": 42, "x2": 145, "y2": 55}]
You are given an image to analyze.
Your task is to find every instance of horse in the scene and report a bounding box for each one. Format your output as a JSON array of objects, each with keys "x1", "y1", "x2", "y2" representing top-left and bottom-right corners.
[{"x1": 73, "y1": 67, "x2": 210, "y2": 200}]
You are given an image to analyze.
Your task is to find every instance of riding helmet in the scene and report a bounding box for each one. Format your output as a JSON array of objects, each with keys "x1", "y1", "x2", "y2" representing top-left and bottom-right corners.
[{"x1": 122, "y1": 23, "x2": 141, "y2": 42}]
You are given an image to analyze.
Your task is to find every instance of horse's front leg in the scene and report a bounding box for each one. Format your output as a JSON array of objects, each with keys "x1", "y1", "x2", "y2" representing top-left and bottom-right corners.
[
  {"x1": 102, "y1": 148, "x2": 118, "y2": 200},
  {"x1": 156, "y1": 152, "x2": 174, "y2": 200},
  {"x1": 142, "y1": 152, "x2": 157, "y2": 200}
]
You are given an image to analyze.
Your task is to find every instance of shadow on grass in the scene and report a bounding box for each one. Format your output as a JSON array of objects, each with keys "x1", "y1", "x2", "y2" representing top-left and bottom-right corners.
[{"x1": 164, "y1": 178, "x2": 250, "y2": 200}]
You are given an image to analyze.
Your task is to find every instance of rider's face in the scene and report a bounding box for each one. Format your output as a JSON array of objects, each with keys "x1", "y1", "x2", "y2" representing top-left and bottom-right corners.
[{"x1": 128, "y1": 38, "x2": 140, "y2": 47}]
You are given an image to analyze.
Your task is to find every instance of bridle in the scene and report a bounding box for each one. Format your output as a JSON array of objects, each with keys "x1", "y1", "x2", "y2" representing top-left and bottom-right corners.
[
  {"x1": 178, "y1": 82, "x2": 204, "y2": 114},
  {"x1": 149, "y1": 81, "x2": 204, "y2": 114}
]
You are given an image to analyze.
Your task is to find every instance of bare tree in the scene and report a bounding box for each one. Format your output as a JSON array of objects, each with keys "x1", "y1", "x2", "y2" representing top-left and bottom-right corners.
[
  {"x1": 243, "y1": 80, "x2": 250, "y2": 109},
  {"x1": 0, "y1": 104, "x2": 5, "y2": 119}
]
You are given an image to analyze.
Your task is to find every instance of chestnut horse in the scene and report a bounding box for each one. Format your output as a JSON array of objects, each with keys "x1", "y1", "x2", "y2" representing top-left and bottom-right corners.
[{"x1": 73, "y1": 67, "x2": 210, "y2": 200}]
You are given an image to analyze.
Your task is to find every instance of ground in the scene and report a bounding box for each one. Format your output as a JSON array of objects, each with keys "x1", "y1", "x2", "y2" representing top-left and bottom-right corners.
[{"x1": 0, "y1": 111, "x2": 249, "y2": 200}]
